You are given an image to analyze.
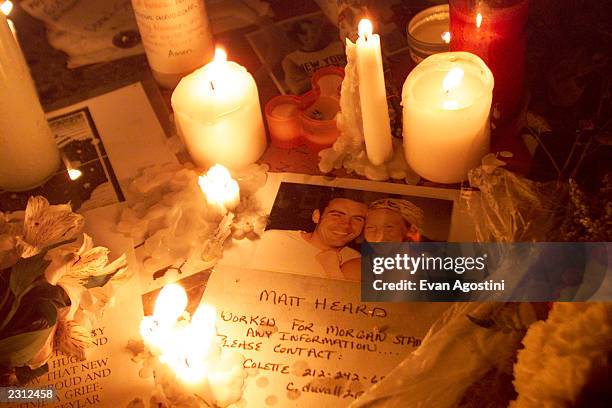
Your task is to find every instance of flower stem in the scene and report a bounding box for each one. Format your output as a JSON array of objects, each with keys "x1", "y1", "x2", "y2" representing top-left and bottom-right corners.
[{"x1": 0, "y1": 287, "x2": 10, "y2": 315}]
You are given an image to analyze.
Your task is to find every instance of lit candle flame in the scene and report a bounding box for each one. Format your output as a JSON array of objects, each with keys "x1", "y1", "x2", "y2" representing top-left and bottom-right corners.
[
  {"x1": 442, "y1": 67, "x2": 464, "y2": 93},
  {"x1": 191, "y1": 304, "x2": 218, "y2": 356},
  {"x1": 476, "y1": 13, "x2": 482, "y2": 28},
  {"x1": 61, "y1": 154, "x2": 82, "y2": 181},
  {"x1": 153, "y1": 283, "x2": 188, "y2": 326},
  {"x1": 162, "y1": 325, "x2": 209, "y2": 384},
  {"x1": 139, "y1": 283, "x2": 246, "y2": 402},
  {"x1": 198, "y1": 164, "x2": 240, "y2": 212},
  {"x1": 142, "y1": 285, "x2": 219, "y2": 385},
  {"x1": 192, "y1": 304, "x2": 217, "y2": 333},
  {"x1": 358, "y1": 18, "x2": 373, "y2": 40},
  {"x1": 209, "y1": 47, "x2": 227, "y2": 93},
  {"x1": 441, "y1": 31, "x2": 451, "y2": 44},
  {"x1": 67, "y1": 168, "x2": 82, "y2": 181},
  {"x1": 214, "y1": 47, "x2": 227, "y2": 63},
  {"x1": 1, "y1": 1, "x2": 13, "y2": 16},
  {"x1": 442, "y1": 67, "x2": 464, "y2": 110}
]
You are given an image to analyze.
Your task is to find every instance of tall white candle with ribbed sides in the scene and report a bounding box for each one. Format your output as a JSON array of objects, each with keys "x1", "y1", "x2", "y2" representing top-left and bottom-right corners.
[
  {"x1": 402, "y1": 52, "x2": 493, "y2": 183},
  {"x1": 171, "y1": 48, "x2": 267, "y2": 170},
  {"x1": 0, "y1": 15, "x2": 60, "y2": 191},
  {"x1": 356, "y1": 19, "x2": 393, "y2": 166}
]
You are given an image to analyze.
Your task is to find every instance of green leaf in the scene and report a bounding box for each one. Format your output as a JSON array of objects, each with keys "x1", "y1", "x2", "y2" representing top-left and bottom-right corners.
[
  {"x1": 0, "y1": 299, "x2": 57, "y2": 367},
  {"x1": 36, "y1": 300, "x2": 58, "y2": 324},
  {"x1": 25, "y1": 282, "x2": 67, "y2": 309},
  {"x1": 15, "y1": 363, "x2": 49, "y2": 384},
  {"x1": 0, "y1": 324, "x2": 56, "y2": 367},
  {"x1": 8, "y1": 239, "x2": 76, "y2": 299},
  {"x1": 9, "y1": 253, "x2": 50, "y2": 298}
]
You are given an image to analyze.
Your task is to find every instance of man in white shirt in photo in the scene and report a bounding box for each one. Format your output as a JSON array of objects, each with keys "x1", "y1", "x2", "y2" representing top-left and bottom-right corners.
[{"x1": 253, "y1": 197, "x2": 366, "y2": 280}]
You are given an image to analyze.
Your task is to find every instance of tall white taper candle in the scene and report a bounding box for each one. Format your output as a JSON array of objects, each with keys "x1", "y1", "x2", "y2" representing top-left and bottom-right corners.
[{"x1": 356, "y1": 19, "x2": 393, "y2": 166}]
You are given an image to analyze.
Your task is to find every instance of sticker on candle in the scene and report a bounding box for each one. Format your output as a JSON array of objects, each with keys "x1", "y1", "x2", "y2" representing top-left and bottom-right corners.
[{"x1": 198, "y1": 164, "x2": 241, "y2": 212}]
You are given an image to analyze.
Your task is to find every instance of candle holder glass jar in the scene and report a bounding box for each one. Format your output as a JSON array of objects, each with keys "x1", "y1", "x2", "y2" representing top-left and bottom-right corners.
[
  {"x1": 449, "y1": 0, "x2": 529, "y2": 122},
  {"x1": 131, "y1": 0, "x2": 214, "y2": 89},
  {"x1": 407, "y1": 4, "x2": 450, "y2": 64},
  {"x1": 265, "y1": 95, "x2": 301, "y2": 148},
  {"x1": 264, "y1": 66, "x2": 343, "y2": 151}
]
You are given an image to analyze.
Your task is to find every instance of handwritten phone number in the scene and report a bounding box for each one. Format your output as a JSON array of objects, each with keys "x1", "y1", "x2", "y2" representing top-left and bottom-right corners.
[
  {"x1": 302, "y1": 369, "x2": 385, "y2": 384},
  {"x1": 0, "y1": 387, "x2": 57, "y2": 403}
]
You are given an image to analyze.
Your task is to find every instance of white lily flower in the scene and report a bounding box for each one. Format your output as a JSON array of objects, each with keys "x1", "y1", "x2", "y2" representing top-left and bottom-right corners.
[
  {"x1": 44, "y1": 234, "x2": 128, "y2": 319},
  {"x1": 16, "y1": 196, "x2": 84, "y2": 258},
  {"x1": 54, "y1": 307, "x2": 93, "y2": 360}
]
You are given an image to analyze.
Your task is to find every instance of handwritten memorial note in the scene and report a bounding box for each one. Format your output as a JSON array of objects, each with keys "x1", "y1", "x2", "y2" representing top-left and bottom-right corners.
[{"x1": 202, "y1": 266, "x2": 449, "y2": 407}]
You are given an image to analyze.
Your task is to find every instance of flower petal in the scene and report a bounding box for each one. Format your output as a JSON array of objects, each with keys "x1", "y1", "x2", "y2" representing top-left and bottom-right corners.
[
  {"x1": 21, "y1": 197, "x2": 84, "y2": 257},
  {"x1": 73, "y1": 247, "x2": 110, "y2": 277},
  {"x1": 44, "y1": 250, "x2": 77, "y2": 286},
  {"x1": 58, "y1": 281, "x2": 86, "y2": 321},
  {"x1": 55, "y1": 311, "x2": 93, "y2": 360}
]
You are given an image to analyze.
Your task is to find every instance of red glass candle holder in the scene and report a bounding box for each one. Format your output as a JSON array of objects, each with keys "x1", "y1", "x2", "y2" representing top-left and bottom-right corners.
[
  {"x1": 299, "y1": 91, "x2": 341, "y2": 152},
  {"x1": 265, "y1": 95, "x2": 302, "y2": 148},
  {"x1": 264, "y1": 66, "x2": 344, "y2": 151},
  {"x1": 449, "y1": 0, "x2": 529, "y2": 122}
]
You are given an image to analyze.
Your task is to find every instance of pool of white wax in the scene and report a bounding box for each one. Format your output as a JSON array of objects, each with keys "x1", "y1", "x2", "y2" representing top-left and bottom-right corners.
[{"x1": 409, "y1": 69, "x2": 484, "y2": 110}]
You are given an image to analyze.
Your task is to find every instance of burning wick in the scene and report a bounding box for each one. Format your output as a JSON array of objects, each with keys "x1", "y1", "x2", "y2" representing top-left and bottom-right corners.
[
  {"x1": 209, "y1": 47, "x2": 227, "y2": 94},
  {"x1": 442, "y1": 67, "x2": 464, "y2": 110},
  {"x1": 443, "y1": 67, "x2": 464, "y2": 94},
  {"x1": 476, "y1": 13, "x2": 483, "y2": 28},
  {"x1": 358, "y1": 19, "x2": 373, "y2": 41},
  {"x1": 441, "y1": 31, "x2": 451, "y2": 44}
]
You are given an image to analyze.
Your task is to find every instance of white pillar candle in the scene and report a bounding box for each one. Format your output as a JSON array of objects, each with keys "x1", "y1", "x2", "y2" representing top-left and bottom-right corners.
[
  {"x1": 171, "y1": 48, "x2": 267, "y2": 170},
  {"x1": 355, "y1": 19, "x2": 393, "y2": 166},
  {"x1": 0, "y1": 15, "x2": 60, "y2": 191},
  {"x1": 402, "y1": 51, "x2": 493, "y2": 183}
]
